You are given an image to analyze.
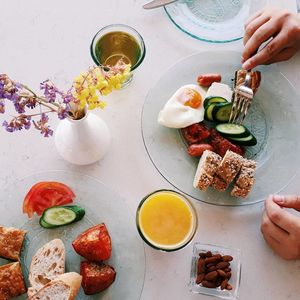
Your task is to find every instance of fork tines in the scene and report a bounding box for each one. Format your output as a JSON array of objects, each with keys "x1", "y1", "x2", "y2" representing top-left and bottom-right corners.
[{"x1": 229, "y1": 84, "x2": 253, "y2": 124}]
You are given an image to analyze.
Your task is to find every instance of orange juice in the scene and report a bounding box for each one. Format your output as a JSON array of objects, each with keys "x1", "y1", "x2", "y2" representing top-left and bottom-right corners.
[{"x1": 137, "y1": 190, "x2": 197, "y2": 251}]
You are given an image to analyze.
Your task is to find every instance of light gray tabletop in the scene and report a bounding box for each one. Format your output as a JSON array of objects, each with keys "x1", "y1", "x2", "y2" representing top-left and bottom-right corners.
[{"x1": 0, "y1": 1, "x2": 299, "y2": 300}]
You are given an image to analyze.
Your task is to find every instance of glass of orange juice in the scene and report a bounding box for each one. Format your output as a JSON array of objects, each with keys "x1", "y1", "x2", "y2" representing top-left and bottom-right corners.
[{"x1": 136, "y1": 190, "x2": 198, "y2": 251}]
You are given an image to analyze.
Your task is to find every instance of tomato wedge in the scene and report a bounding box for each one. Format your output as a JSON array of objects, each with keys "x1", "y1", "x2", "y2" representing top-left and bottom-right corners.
[
  {"x1": 23, "y1": 181, "x2": 75, "y2": 218},
  {"x1": 72, "y1": 223, "x2": 112, "y2": 261}
]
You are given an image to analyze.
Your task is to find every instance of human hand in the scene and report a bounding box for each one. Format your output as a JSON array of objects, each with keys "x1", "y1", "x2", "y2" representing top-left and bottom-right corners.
[
  {"x1": 242, "y1": 8, "x2": 300, "y2": 70},
  {"x1": 261, "y1": 194, "x2": 300, "y2": 260}
]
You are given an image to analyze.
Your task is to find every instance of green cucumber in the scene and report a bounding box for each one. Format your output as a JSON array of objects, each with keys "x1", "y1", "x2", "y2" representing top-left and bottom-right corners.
[
  {"x1": 204, "y1": 96, "x2": 227, "y2": 109},
  {"x1": 204, "y1": 103, "x2": 217, "y2": 121},
  {"x1": 215, "y1": 123, "x2": 250, "y2": 138},
  {"x1": 228, "y1": 134, "x2": 257, "y2": 146},
  {"x1": 40, "y1": 205, "x2": 85, "y2": 229},
  {"x1": 212, "y1": 102, "x2": 233, "y2": 123}
]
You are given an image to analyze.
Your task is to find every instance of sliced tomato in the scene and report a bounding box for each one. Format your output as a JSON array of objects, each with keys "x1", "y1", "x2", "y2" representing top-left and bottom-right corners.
[
  {"x1": 23, "y1": 181, "x2": 75, "y2": 218},
  {"x1": 72, "y1": 223, "x2": 112, "y2": 261}
]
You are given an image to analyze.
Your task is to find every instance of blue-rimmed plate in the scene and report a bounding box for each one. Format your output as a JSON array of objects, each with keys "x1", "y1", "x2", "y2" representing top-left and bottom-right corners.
[{"x1": 165, "y1": 0, "x2": 266, "y2": 43}]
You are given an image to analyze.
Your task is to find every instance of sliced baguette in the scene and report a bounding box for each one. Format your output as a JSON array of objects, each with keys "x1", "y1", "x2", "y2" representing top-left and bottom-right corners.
[
  {"x1": 29, "y1": 239, "x2": 65, "y2": 295},
  {"x1": 28, "y1": 280, "x2": 71, "y2": 300},
  {"x1": 54, "y1": 272, "x2": 82, "y2": 300},
  {"x1": 193, "y1": 150, "x2": 222, "y2": 191}
]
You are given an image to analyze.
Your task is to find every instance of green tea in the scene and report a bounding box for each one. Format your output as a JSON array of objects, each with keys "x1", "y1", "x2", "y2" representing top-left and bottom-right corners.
[{"x1": 95, "y1": 31, "x2": 141, "y2": 67}]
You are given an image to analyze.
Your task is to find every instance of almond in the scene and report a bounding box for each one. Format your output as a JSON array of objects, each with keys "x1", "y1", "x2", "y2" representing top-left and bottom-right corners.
[
  {"x1": 202, "y1": 280, "x2": 217, "y2": 288},
  {"x1": 226, "y1": 272, "x2": 232, "y2": 280},
  {"x1": 206, "y1": 251, "x2": 212, "y2": 258},
  {"x1": 197, "y1": 258, "x2": 205, "y2": 274},
  {"x1": 207, "y1": 265, "x2": 217, "y2": 272},
  {"x1": 216, "y1": 261, "x2": 230, "y2": 270},
  {"x1": 205, "y1": 255, "x2": 221, "y2": 264},
  {"x1": 221, "y1": 279, "x2": 228, "y2": 290},
  {"x1": 204, "y1": 271, "x2": 218, "y2": 281},
  {"x1": 199, "y1": 252, "x2": 207, "y2": 258},
  {"x1": 196, "y1": 273, "x2": 205, "y2": 284},
  {"x1": 217, "y1": 269, "x2": 227, "y2": 278},
  {"x1": 222, "y1": 255, "x2": 233, "y2": 262}
]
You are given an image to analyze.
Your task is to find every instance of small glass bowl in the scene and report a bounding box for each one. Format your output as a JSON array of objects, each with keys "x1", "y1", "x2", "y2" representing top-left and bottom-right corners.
[
  {"x1": 90, "y1": 24, "x2": 146, "y2": 86},
  {"x1": 136, "y1": 189, "x2": 198, "y2": 252},
  {"x1": 190, "y1": 243, "x2": 241, "y2": 300}
]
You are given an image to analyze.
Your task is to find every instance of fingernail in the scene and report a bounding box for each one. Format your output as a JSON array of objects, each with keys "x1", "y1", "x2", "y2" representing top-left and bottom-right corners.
[
  {"x1": 241, "y1": 56, "x2": 245, "y2": 63},
  {"x1": 242, "y1": 61, "x2": 251, "y2": 70},
  {"x1": 273, "y1": 195, "x2": 284, "y2": 204}
]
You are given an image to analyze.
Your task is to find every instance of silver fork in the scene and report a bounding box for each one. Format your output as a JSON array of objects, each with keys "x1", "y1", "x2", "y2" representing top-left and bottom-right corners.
[{"x1": 229, "y1": 71, "x2": 253, "y2": 124}]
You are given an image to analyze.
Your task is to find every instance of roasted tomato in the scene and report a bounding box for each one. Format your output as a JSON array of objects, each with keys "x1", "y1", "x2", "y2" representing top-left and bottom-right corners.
[
  {"x1": 181, "y1": 123, "x2": 211, "y2": 145},
  {"x1": 23, "y1": 181, "x2": 75, "y2": 218},
  {"x1": 72, "y1": 223, "x2": 112, "y2": 261},
  {"x1": 80, "y1": 261, "x2": 116, "y2": 295},
  {"x1": 210, "y1": 129, "x2": 245, "y2": 157}
]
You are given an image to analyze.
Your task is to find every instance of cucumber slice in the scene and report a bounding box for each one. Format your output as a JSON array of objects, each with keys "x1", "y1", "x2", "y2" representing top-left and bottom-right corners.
[
  {"x1": 40, "y1": 205, "x2": 85, "y2": 228},
  {"x1": 204, "y1": 96, "x2": 227, "y2": 109},
  {"x1": 215, "y1": 123, "x2": 250, "y2": 138},
  {"x1": 228, "y1": 134, "x2": 257, "y2": 146},
  {"x1": 212, "y1": 102, "x2": 233, "y2": 123},
  {"x1": 204, "y1": 103, "x2": 216, "y2": 121}
]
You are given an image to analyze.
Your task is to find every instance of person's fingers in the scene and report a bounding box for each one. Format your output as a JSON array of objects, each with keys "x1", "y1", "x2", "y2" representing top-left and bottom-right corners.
[
  {"x1": 265, "y1": 195, "x2": 300, "y2": 233},
  {"x1": 244, "y1": 9, "x2": 264, "y2": 29},
  {"x1": 261, "y1": 211, "x2": 289, "y2": 242},
  {"x1": 242, "y1": 20, "x2": 279, "y2": 66},
  {"x1": 243, "y1": 13, "x2": 271, "y2": 46},
  {"x1": 242, "y1": 30, "x2": 289, "y2": 69},
  {"x1": 273, "y1": 194, "x2": 300, "y2": 211}
]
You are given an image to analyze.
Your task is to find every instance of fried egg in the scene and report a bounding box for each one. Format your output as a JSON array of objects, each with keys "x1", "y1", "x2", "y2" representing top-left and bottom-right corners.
[{"x1": 158, "y1": 84, "x2": 206, "y2": 129}]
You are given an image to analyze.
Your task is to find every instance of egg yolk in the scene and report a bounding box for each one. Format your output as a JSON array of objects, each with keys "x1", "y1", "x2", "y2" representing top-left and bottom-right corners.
[{"x1": 184, "y1": 89, "x2": 202, "y2": 108}]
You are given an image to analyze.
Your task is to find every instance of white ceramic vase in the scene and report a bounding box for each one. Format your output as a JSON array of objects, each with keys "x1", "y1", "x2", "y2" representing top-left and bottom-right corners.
[{"x1": 54, "y1": 111, "x2": 111, "y2": 165}]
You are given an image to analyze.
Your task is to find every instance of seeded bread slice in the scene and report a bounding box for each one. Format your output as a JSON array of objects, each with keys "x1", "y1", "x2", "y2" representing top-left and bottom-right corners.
[
  {"x1": 231, "y1": 159, "x2": 257, "y2": 198},
  {"x1": 193, "y1": 150, "x2": 222, "y2": 191},
  {"x1": 212, "y1": 150, "x2": 244, "y2": 191},
  {"x1": 28, "y1": 239, "x2": 65, "y2": 296}
]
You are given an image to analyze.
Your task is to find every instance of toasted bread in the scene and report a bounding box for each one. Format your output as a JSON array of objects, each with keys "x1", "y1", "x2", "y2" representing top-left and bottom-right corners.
[
  {"x1": 231, "y1": 159, "x2": 257, "y2": 198},
  {"x1": 193, "y1": 150, "x2": 222, "y2": 191},
  {"x1": 212, "y1": 150, "x2": 244, "y2": 191},
  {"x1": 0, "y1": 262, "x2": 26, "y2": 299},
  {"x1": 0, "y1": 226, "x2": 26, "y2": 261},
  {"x1": 28, "y1": 239, "x2": 65, "y2": 296}
]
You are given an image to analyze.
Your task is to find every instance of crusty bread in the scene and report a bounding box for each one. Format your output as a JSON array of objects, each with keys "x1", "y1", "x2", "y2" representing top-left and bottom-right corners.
[
  {"x1": 212, "y1": 150, "x2": 244, "y2": 191},
  {"x1": 28, "y1": 273, "x2": 82, "y2": 300},
  {"x1": 193, "y1": 150, "x2": 222, "y2": 191},
  {"x1": 28, "y1": 239, "x2": 65, "y2": 296},
  {"x1": 0, "y1": 262, "x2": 26, "y2": 299},
  {"x1": 231, "y1": 159, "x2": 257, "y2": 198},
  {"x1": 0, "y1": 225, "x2": 26, "y2": 261},
  {"x1": 28, "y1": 281, "x2": 71, "y2": 300}
]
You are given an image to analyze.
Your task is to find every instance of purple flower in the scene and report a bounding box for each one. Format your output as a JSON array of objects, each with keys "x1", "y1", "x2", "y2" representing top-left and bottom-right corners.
[
  {"x1": 40, "y1": 80, "x2": 57, "y2": 102},
  {"x1": 33, "y1": 113, "x2": 53, "y2": 137},
  {"x1": 57, "y1": 105, "x2": 70, "y2": 120},
  {"x1": 2, "y1": 114, "x2": 31, "y2": 132}
]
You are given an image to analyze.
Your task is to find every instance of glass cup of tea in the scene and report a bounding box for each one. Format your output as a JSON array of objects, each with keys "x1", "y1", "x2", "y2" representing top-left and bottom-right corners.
[{"x1": 90, "y1": 24, "x2": 146, "y2": 87}]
